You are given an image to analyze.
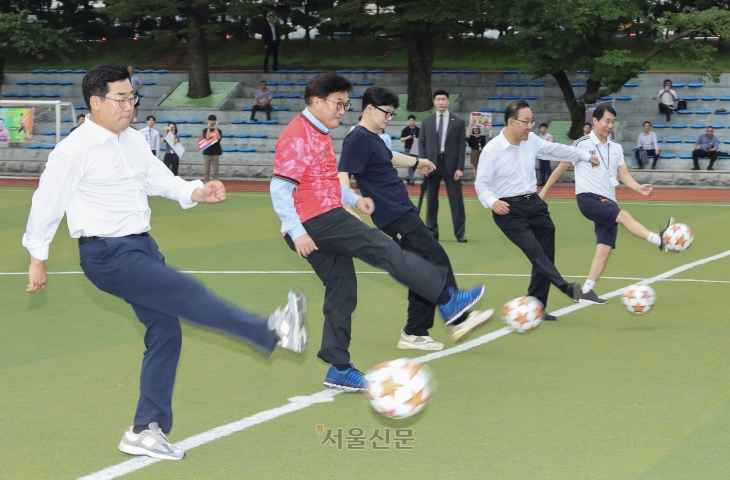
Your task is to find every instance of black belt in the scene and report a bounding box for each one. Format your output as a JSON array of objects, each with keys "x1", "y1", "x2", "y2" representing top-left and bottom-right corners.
[
  {"x1": 78, "y1": 232, "x2": 148, "y2": 246},
  {"x1": 500, "y1": 193, "x2": 537, "y2": 203},
  {"x1": 438, "y1": 152, "x2": 445, "y2": 158}
]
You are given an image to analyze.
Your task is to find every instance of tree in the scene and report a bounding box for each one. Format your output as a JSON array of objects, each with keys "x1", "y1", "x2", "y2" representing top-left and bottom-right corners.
[
  {"x1": 323, "y1": 0, "x2": 490, "y2": 111},
  {"x1": 0, "y1": 11, "x2": 73, "y2": 94},
  {"x1": 500, "y1": 0, "x2": 730, "y2": 139}
]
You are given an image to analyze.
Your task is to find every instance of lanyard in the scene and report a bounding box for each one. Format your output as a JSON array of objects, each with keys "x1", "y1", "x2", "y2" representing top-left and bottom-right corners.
[{"x1": 596, "y1": 142, "x2": 610, "y2": 170}]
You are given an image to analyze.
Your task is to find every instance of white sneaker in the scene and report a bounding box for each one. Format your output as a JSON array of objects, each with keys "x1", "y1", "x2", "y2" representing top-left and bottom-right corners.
[
  {"x1": 450, "y1": 309, "x2": 494, "y2": 342},
  {"x1": 268, "y1": 289, "x2": 308, "y2": 353},
  {"x1": 118, "y1": 422, "x2": 184, "y2": 460},
  {"x1": 396, "y1": 330, "x2": 444, "y2": 351},
  {"x1": 133, "y1": 117, "x2": 138, "y2": 123}
]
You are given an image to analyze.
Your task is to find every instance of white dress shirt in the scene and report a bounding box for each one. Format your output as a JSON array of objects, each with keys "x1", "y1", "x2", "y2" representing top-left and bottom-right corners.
[
  {"x1": 475, "y1": 130, "x2": 591, "y2": 209},
  {"x1": 141, "y1": 126, "x2": 161, "y2": 156},
  {"x1": 572, "y1": 131, "x2": 626, "y2": 203},
  {"x1": 637, "y1": 131, "x2": 658, "y2": 151},
  {"x1": 22, "y1": 116, "x2": 203, "y2": 260},
  {"x1": 658, "y1": 89, "x2": 676, "y2": 106},
  {"x1": 437, "y1": 110, "x2": 449, "y2": 152}
]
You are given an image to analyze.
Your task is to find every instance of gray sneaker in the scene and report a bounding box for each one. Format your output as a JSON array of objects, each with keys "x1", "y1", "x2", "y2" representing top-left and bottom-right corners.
[
  {"x1": 450, "y1": 309, "x2": 495, "y2": 342},
  {"x1": 579, "y1": 289, "x2": 607, "y2": 305},
  {"x1": 268, "y1": 288, "x2": 308, "y2": 354},
  {"x1": 118, "y1": 422, "x2": 184, "y2": 460}
]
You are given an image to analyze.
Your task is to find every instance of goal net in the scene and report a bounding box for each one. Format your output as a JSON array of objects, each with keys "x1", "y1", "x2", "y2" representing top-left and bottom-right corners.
[{"x1": 0, "y1": 100, "x2": 77, "y2": 145}]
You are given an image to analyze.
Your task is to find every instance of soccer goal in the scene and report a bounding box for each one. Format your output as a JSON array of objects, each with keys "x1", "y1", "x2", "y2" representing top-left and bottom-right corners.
[{"x1": 0, "y1": 100, "x2": 77, "y2": 145}]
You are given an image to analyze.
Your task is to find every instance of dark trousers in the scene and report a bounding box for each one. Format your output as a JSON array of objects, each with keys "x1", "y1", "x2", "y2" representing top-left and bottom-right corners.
[
  {"x1": 658, "y1": 103, "x2": 674, "y2": 122},
  {"x1": 492, "y1": 196, "x2": 569, "y2": 309},
  {"x1": 263, "y1": 45, "x2": 279, "y2": 72},
  {"x1": 425, "y1": 158, "x2": 466, "y2": 239},
  {"x1": 538, "y1": 159, "x2": 552, "y2": 184},
  {"x1": 382, "y1": 210, "x2": 457, "y2": 337},
  {"x1": 646, "y1": 149, "x2": 659, "y2": 168},
  {"x1": 251, "y1": 104, "x2": 272, "y2": 121},
  {"x1": 284, "y1": 208, "x2": 448, "y2": 365},
  {"x1": 79, "y1": 234, "x2": 277, "y2": 433},
  {"x1": 163, "y1": 152, "x2": 179, "y2": 176},
  {"x1": 692, "y1": 149, "x2": 718, "y2": 169}
]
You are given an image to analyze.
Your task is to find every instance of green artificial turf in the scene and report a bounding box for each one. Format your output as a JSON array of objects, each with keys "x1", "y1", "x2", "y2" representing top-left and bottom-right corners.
[{"x1": 1, "y1": 188, "x2": 730, "y2": 479}]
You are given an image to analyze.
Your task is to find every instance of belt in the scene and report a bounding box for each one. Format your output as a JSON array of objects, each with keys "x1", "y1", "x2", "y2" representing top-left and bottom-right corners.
[
  {"x1": 438, "y1": 152, "x2": 445, "y2": 157},
  {"x1": 78, "y1": 232, "x2": 148, "y2": 246},
  {"x1": 500, "y1": 193, "x2": 537, "y2": 203}
]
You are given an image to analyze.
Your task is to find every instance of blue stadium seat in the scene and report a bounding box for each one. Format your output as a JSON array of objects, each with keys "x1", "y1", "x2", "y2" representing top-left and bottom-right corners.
[
  {"x1": 676, "y1": 110, "x2": 693, "y2": 114},
  {"x1": 74, "y1": 105, "x2": 87, "y2": 109},
  {"x1": 696, "y1": 110, "x2": 712, "y2": 114},
  {"x1": 60, "y1": 81, "x2": 74, "y2": 86},
  {"x1": 721, "y1": 96, "x2": 730, "y2": 101},
  {"x1": 295, "y1": 81, "x2": 308, "y2": 85},
  {"x1": 173, "y1": 119, "x2": 188, "y2": 124},
  {"x1": 496, "y1": 82, "x2": 511, "y2": 87},
  {"x1": 46, "y1": 69, "x2": 59, "y2": 73},
  {"x1": 155, "y1": 69, "x2": 170, "y2": 74},
  {"x1": 479, "y1": 108, "x2": 495, "y2": 112},
  {"x1": 578, "y1": 70, "x2": 590, "y2": 74},
  {"x1": 222, "y1": 147, "x2": 239, "y2": 153},
  {"x1": 715, "y1": 110, "x2": 730, "y2": 115},
  {"x1": 18, "y1": 93, "x2": 32, "y2": 98},
  {"x1": 307, "y1": 70, "x2": 322, "y2": 73},
  {"x1": 253, "y1": 133, "x2": 269, "y2": 138},
  {"x1": 30, "y1": 69, "x2": 44, "y2": 74},
  {"x1": 16, "y1": 80, "x2": 30, "y2": 85},
  {"x1": 616, "y1": 96, "x2": 632, "y2": 101},
  {"x1": 497, "y1": 108, "x2": 505, "y2": 113},
  {"x1": 504, "y1": 95, "x2": 520, "y2": 100},
  {"x1": 269, "y1": 149, "x2": 276, "y2": 153},
  {"x1": 280, "y1": 81, "x2": 294, "y2": 86},
  {"x1": 336, "y1": 69, "x2": 351, "y2": 74},
  {"x1": 138, "y1": 69, "x2": 154, "y2": 73},
  {"x1": 273, "y1": 106, "x2": 290, "y2": 111},
  {"x1": 461, "y1": 70, "x2": 476, "y2": 74},
  {"x1": 30, "y1": 81, "x2": 43, "y2": 85},
  {"x1": 683, "y1": 96, "x2": 698, "y2": 101},
  {"x1": 272, "y1": 94, "x2": 284, "y2": 98},
  {"x1": 504, "y1": 70, "x2": 519, "y2": 74},
  {"x1": 690, "y1": 124, "x2": 707, "y2": 128},
  {"x1": 701, "y1": 96, "x2": 717, "y2": 101},
  {"x1": 445, "y1": 69, "x2": 459, "y2": 73},
  {"x1": 45, "y1": 81, "x2": 59, "y2": 86},
  {"x1": 60, "y1": 69, "x2": 74, "y2": 73},
  {"x1": 231, "y1": 119, "x2": 247, "y2": 124},
  {"x1": 653, "y1": 124, "x2": 669, "y2": 128},
  {"x1": 26, "y1": 144, "x2": 42, "y2": 149},
  {"x1": 513, "y1": 82, "x2": 528, "y2": 87},
  {"x1": 665, "y1": 138, "x2": 682, "y2": 143},
  {"x1": 264, "y1": 120, "x2": 279, "y2": 124},
  {"x1": 352, "y1": 69, "x2": 367, "y2": 74},
  {"x1": 41, "y1": 130, "x2": 55, "y2": 136},
  {"x1": 189, "y1": 119, "x2": 204, "y2": 124},
  {"x1": 178, "y1": 133, "x2": 192, "y2": 137},
  {"x1": 688, "y1": 82, "x2": 704, "y2": 88},
  {"x1": 235, "y1": 133, "x2": 251, "y2": 138},
  {"x1": 241, "y1": 106, "x2": 253, "y2": 111},
  {"x1": 488, "y1": 95, "x2": 503, "y2": 100},
  {"x1": 41, "y1": 144, "x2": 55, "y2": 149},
  {"x1": 286, "y1": 94, "x2": 301, "y2": 98},
  {"x1": 656, "y1": 138, "x2": 663, "y2": 143},
  {"x1": 492, "y1": 121, "x2": 505, "y2": 126},
  {"x1": 624, "y1": 82, "x2": 639, "y2": 87},
  {"x1": 431, "y1": 69, "x2": 443, "y2": 73},
  {"x1": 711, "y1": 124, "x2": 726, "y2": 129},
  {"x1": 240, "y1": 147, "x2": 257, "y2": 152},
  {"x1": 368, "y1": 69, "x2": 383, "y2": 73},
  {"x1": 291, "y1": 69, "x2": 305, "y2": 74},
  {"x1": 222, "y1": 133, "x2": 235, "y2": 138},
  {"x1": 144, "y1": 81, "x2": 157, "y2": 85},
  {"x1": 659, "y1": 153, "x2": 676, "y2": 158},
  {"x1": 137, "y1": 93, "x2": 145, "y2": 97},
  {"x1": 267, "y1": 81, "x2": 279, "y2": 86},
  {"x1": 571, "y1": 82, "x2": 587, "y2": 87},
  {"x1": 672, "y1": 82, "x2": 686, "y2": 87},
  {"x1": 46, "y1": 93, "x2": 61, "y2": 98},
  {"x1": 684, "y1": 139, "x2": 696, "y2": 143},
  {"x1": 679, "y1": 153, "x2": 694, "y2": 159},
  {"x1": 2, "y1": 93, "x2": 17, "y2": 97},
  {"x1": 359, "y1": 81, "x2": 374, "y2": 85},
  {"x1": 670, "y1": 124, "x2": 688, "y2": 128},
  {"x1": 600, "y1": 96, "x2": 614, "y2": 100},
  {"x1": 275, "y1": 69, "x2": 290, "y2": 74},
  {"x1": 74, "y1": 69, "x2": 87, "y2": 73},
  {"x1": 61, "y1": 117, "x2": 73, "y2": 123},
  {"x1": 529, "y1": 82, "x2": 546, "y2": 87}
]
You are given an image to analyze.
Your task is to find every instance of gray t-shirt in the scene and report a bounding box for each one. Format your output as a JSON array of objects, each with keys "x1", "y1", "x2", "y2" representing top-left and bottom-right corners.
[{"x1": 130, "y1": 74, "x2": 143, "y2": 94}]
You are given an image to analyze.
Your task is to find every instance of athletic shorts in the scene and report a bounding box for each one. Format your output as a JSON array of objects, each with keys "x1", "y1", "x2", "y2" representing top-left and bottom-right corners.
[
  {"x1": 576, "y1": 193, "x2": 620, "y2": 248},
  {"x1": 134, "y1": 96, "x2": 141, "y2": 107}
]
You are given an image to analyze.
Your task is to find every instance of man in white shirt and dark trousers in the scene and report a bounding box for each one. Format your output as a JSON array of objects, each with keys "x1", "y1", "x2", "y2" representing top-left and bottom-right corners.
[
  {"x1": 637, "y1": 121, "x2": 660, "y2": 169},
  {"x1": 658, "y1": 79, "x2": 677, "y2": 123},
  {"x1": 539, "y1": 104, "x2": 675, "y2": 305},
  {"x1": 475, "y1": 100, "x2": 601, "y2": 320},
  {"x1": 140, "y1": 115, "x2": 160, "y2": 157},
  {"x1": 21, "y1": 63, "x2": 308, "y2": 461}
]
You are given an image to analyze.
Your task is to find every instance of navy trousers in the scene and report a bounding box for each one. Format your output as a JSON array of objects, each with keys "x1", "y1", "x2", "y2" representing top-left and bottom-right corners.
[{"x1": 79, "y1": 234, "x2": 277, "y2": 433}]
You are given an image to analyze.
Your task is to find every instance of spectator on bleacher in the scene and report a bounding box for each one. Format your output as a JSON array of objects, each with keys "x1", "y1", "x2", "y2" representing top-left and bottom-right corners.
[
  {"x1": 202, "y1": 114, "x2": 223, "y2": 182},
  {"x1": 401, "y1": 115, "x2": 420, "y2": 185},
  {"x1": 140, "y1": 115, "x2": 161, "y2": 157},
  {"x1": 262, "y1": 12, "x2": 281, "y2": 73},
  {"x1": 658, "y1": 79, "x2": 677, "y2": 123},
  {"x1": 583, "y1": 123, "x2": 592, "y2": 136},
  {"x1": 70, "y1": 114, "x2": 85, "y2": 133},
  {"x1": 466, "y1": 127, "x2": 488, "y2": 181},
  {"x1": 163, "y1": 123, "x2": 180, "y2": 175},
  {"x1": 636, "y1": 121, "x2": 659, "y2": 169},
  {"x1": 536, "y1": 123, "x2": 553, "y2": 185},
  {"x1": 0, "y1": 118, "x2": 10, "y2": 142},
  {"x1": 692, "y1": 125, "x2": 719, "y2": 171},
  {"x1": 128, "y1": 65, "x2": 143, "y2": 123},
  {"x1": 348, "y1": 116, "x2": 362, "y2": 133},
  {"x1": 251, "y1": 81, "x2": 273, "y2": 122},
  {"x1": 378, "y1": 128, "x2": 392, "y2": 150}
]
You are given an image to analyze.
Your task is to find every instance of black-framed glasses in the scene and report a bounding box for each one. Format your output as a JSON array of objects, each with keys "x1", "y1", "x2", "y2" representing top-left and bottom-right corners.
[
  {"x1": 374, "y1": 105, "x2": 397, "y2": 120},
  {"x1": 514, "y1": 118, "x2": 535, "y2": 127},
  {"x1": 322, "y1": 98, "x2": 351, "y2": 111},
  {"x1": 98, "y1": 95, "x2": 138, "y2": 108}
]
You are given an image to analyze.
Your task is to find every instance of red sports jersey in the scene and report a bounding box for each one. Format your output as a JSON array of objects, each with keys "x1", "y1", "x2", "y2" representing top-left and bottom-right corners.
[{"x1": 273, "y1": 113, "x2": 342, "y2": 223}]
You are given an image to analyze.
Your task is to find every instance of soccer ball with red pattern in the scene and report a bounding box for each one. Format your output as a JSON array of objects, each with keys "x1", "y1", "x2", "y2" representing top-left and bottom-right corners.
[
  {"x1": 621, "y1": 283, "x2": 656, "y2": 315},
  {"x1": 366, "y1": 359, "x2": 434, "y2": 419},
  {"x1": 502, "y1": 296, "x2": 544, "y2": 333},
  {"x1": 663, "y1": 223, "x2": 693, "y2": 253}
]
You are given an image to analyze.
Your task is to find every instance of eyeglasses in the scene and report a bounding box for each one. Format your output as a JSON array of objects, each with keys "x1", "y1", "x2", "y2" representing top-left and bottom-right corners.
[
  {"x1": 98, "y1": 95, "x2": 138, "y2": 108},
  {"x1": 374, "y1": 105, "x2": 397, "y2": 120},
  {"x1": 514, "y1": 118, "x2": 536, "y2": 127},
  {"x1": 322, "y1": 98, "x2": 351, "y2": 112}
]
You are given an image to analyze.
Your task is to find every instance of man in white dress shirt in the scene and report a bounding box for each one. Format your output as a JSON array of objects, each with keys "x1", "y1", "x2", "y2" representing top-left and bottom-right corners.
[
  {"x1": 539, "y1": 104, "x2": 675, "y2": 305},
  {"x1": 22, "y1": 63, "x2": 307, "y2": 461},
  {"x1": 140, "y1": 115, "x2": 160, "y2": 157},
  {"x1": 475, "y1": 100, "x2": 600, "y2": 320}
]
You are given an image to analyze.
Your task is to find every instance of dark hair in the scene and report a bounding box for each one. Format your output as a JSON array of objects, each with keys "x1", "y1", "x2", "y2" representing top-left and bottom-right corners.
[
  {"x1": 168, "y1": 122, "x2": 177, "y2": 133},
  {"x1": 472, "y1": 127, "x2": 481, "y2": 134},
  {"x1": 304, "y1": 73, "x2": 352, "y2": 105},
  {"x1": 504, "y1": 99, "x2": 530, "y2": 123},
  {"x1": 643, "y1": 121, "x2": 652, "y2": 126},
  {"x1": 707, "y1": 125, "x2": 714, "y2": 130},
  {"x1": 146, "y1": 115, "x2": 155, "y2": 121},
  {"x1": 664, "y1": 79, "x2": 672, "y2": 86},
  {"x1": 584, "y1": 122, "x2": 592, "y2": 128},
  {"x1": 357, "y1": 116, "x2": 362, "y2": 121},
  {"x1": 408, "y1": 115, "x2": 416, "y2": 120},
  {"x1": 433, "y1": 89, "x2": 449, "y2": 99},
  {"x1": 539, "y1": 123, "x2": 548, "y2": 128},
  {"x1": 260, "y1": 80, "x2": 267, "y2": 85},
  {"x1": 362, "y1": 86, "x2": 399, "y2": 110},
  {"x1": 593, "y1": 104, "x2": 617, "y2": 121},
  {"x1": 208, "y1": 114, "x2": 217, "y2": 121},
  {"x1": 77, "y1": 113, "x2": 85, "y2": 120},
  {"x1": 82, "y1": 63, "x2": 131, "y2": 110}
]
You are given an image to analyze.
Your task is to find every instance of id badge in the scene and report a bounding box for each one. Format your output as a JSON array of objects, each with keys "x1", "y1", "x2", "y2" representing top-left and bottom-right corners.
[{"x1": 609, "y1": 175, "x2": 619, "y2": 187}]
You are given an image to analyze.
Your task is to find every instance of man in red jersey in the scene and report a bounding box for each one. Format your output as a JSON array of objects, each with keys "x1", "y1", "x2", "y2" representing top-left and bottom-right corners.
[{"x1": 270, "y1": 73, "x2": 485, "y2": 392}]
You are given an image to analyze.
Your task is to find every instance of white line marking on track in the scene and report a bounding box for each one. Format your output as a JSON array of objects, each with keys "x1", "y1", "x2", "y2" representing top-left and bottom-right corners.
[{"x1": 77, "y1": 249, "x2": 730, "y2": 479}]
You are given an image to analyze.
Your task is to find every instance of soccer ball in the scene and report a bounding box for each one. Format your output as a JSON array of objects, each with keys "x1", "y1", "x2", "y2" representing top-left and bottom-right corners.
[
  {"x1": 366, "y1": 358, "x2": 434, "y2": 420},
  {"x1": 621, "y1": 283, "x2": 656, "y2": 315},
  {"x1": 502, "y1": 296, "x2": 544, "y2": 333},
  {"x1": 663, "y1": 223, "x2": 693, "y2": 253}
]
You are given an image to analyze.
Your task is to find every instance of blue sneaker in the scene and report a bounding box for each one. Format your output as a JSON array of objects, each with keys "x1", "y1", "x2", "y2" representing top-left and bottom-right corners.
[
  {"x1": 438, "y1": 285, "x2": 485, "y2": 325},
  {"x1": 324, "y1": 364, "x2": 368, "y2": 392}
]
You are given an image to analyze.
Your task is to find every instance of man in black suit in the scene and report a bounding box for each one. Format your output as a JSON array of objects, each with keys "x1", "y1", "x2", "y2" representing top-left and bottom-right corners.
[
  {"x1": 262, "y1": 12, "x2": 281, "y2": 73},
  {"x1": 418, "y1": 89, "x2": 467, "y2": 243}
]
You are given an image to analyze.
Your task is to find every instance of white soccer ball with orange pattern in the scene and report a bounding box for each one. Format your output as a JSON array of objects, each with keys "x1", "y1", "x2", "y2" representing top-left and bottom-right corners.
[
  {"x1": 621, "y1": 283, "x2": 656, "y2": 315},
  {"x1": 366, "y1": 358, "x2": 434, "y2": 420},
  {"x1": 663, "y1": 223, "x2": 693, "y2": 253},
  {"x1": 502, "y1": 296, "x2": 544, "y2": 333}
]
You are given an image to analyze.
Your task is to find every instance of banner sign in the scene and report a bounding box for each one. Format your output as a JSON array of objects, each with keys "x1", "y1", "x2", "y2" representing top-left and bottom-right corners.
[
  {"x1": 198, "y1": 129, "x2": 218, "y2": 152},
  {"x1": 470, "y1": 111, "x2": 492, "y2": 129},
  {"x1": 0, "y1": 108, "x2": 34, "y2": 142}
]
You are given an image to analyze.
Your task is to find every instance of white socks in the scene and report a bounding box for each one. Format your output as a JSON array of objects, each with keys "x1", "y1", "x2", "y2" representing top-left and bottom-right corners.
[
  {"x1": 582, "y1": 279, "x2": 596, "y2": 293},
  {"x1": 647, "y1": 232, "x2": 661, "y2": 246}
]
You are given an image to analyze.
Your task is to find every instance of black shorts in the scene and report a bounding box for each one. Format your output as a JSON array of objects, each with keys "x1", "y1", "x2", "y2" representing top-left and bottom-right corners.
[
  {"x1": 577, "y1": 193, "x2": 620, "y2": 248},
  {"x1": 134, "y1": 96, "x2": 141, "y2": 107}
]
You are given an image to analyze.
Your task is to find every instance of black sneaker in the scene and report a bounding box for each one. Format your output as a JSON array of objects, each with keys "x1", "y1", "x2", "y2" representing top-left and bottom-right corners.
[
  {"x1": 658, "y1": 217, "x2": 675, "y2": 252},
  {"x1": 579, "y1": 289, "x2": 607, "y2": 305},
  {"x1": 564, "y1": 282, "x2": 582, "y2": 301},
  {"x1": 541, "y1": 312, "x2": 557, "y2": 321}
]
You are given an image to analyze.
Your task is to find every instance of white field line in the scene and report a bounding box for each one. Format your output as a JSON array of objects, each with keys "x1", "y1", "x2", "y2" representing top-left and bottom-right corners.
[{"x1": 77, "y1": 249, "x2": 730, "y2": 480}]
